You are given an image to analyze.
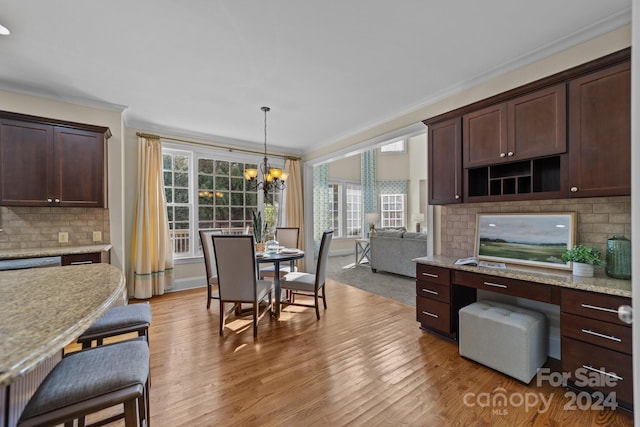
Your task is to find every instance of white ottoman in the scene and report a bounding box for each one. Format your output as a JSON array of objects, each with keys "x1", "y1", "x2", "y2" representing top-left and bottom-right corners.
[{"x1": 459, "y1": 300, "x2": 547, "y2": 384}]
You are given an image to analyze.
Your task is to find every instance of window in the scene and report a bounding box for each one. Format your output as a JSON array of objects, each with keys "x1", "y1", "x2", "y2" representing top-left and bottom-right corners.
[
  {"x1": 380, "y1": 194, "x2": 405, "y2": 228},
  {"x1": 328, "y1": 182, "x2": 362, "y2": 237},
  {"x1": 380, "y1": 139, "x2": 405, "y2": 153},
  {"x1": 163, "y1": 149, "x2": 192, "y2": 257},
  {"x1": 163, "y1": 144, "x2": 284, "y2": 259}
]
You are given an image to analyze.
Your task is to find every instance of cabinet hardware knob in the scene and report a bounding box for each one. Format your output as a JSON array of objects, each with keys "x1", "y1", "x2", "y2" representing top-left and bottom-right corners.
[
  {"x1": 54, "y1": 198, "x2": 60, "y2": 203},
  {"x1": 422, "y1": 289, "x2": 439, "y2": 295},
  {"x1": 422, "y1": 311, "x2": 439, "y2": 318},
  {"x1": 422, "y1": 272, "x2": 438, "y2": 278},
  {"x1": 570, "y1": 187, "x2": 578, "y2": 192},
  {"x1": 499, "y1": 153, "x2": 506, "y2": 158},
  {"x1": 455, "y1": 194, "x2": 460, "y2": 200},
  {"x1": 47, "y1": 198, "x2": 53, "y2": 203},
  {"x1": 618, "y1": 304, "x2": 633, "y2": 324},
  {"x1": 507, "y1": 151, "x2": 514, "y2": 156},
  {"x1": 70, "y1": 261, "x2": 93, "y2": 265}
]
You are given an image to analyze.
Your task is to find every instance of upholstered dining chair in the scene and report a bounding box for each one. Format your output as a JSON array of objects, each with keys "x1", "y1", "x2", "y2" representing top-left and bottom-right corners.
[
  {"x1": 260, "y1": 227, "x2": 300, "y2": 280},
  {"x1": 280, "y1": 230, "x2": 333, "y2": 320},
  {"x1": 211, "y1": 235, "x2": 274, "y2": 337},
  {"x1": 199, "y1": 228, "x2": 224, "y2": 309}
]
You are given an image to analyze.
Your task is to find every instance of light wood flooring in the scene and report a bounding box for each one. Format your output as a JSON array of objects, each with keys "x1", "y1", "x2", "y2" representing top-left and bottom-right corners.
[{"x1": 69, "y1": 279, "x2": 633, "y2": 426}]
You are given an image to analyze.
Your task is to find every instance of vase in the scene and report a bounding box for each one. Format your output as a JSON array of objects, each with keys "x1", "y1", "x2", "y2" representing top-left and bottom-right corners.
[
  {"x1": 572, "y1": 262, "x2": 594, "y2": 277},
  {"x1": 605, "y1": 235, "x2": 631, "y2": 280},
  {"x1": 255, "y1": 242, "x2": 266, "y2": 252}
]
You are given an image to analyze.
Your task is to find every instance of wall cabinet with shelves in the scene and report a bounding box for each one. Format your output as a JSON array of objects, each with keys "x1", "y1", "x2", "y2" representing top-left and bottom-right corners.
[
  {"x1": 0, "y1": 111, "x2": 110, "y2": 208},
  {"x1": 423, "y1": 48, "x2": 629, "y2": 205}
]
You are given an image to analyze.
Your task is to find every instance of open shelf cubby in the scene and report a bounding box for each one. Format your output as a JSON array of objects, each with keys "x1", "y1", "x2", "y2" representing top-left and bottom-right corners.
[{"x1": 468, "y1": 156, "x2": 561, "y2": 198}]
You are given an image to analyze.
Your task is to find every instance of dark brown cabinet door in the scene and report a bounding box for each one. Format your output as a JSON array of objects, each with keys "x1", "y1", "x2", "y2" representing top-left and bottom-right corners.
[
  {"x1": 463, "y1": 103, "x2": 507, "y2": 168},
  {"x1": 508, "y1": 83, "x2": 566, "y2": 160},
  {"x1": 428, "y1": 117, "x2": 462, "y2": 204},
  {"x1": 54, "y1": 127, "x2": 106, "y2": 207},
  {"x1": 0, "y1": 112, "x2": 109, "y2": 207},
  {"x1": 0, "y1": 119, "x2": 54, "y2": 206},
  {"x1": 568, "y1": 61, "x2": 630, "y2": 198}
]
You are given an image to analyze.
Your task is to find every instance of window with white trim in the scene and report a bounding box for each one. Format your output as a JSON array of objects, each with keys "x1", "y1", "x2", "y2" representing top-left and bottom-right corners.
[
  {"x1": 380, "y1": 139, "x2": 405, "y2": 153},
  {"x1": 380, "y1": 194, "x2": 405, "y2": 228},
  {"x1": 328, "y1": 182, "x2": 362, "y2": 237},
  {"x1": 163, "y1": 144, "x2": 283, "y2": 259}
]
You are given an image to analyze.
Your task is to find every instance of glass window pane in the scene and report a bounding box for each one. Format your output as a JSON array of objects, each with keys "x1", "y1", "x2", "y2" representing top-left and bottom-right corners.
[
  {"x1": 198, "y1": 175, "x2": 213, "y2": 189},
  {"x1": 174, "y1": 172, "x2": 189, "y2": 187},
  {"x1": 198, "y1": 158, "x2": 214, "y2": 174},
  {"x1": 215, "y1": 160, "x2": 229, "y2": 175},
  {"x1": 230, "y1": 162, "x2": 244, "y2": 177},
  {"x1": 230, "y1": 177, "x2": 244, "y2": 191},
  {"x1": 215, "y1": 176, "x2": 229, "y2": 190},
  {"x1": 174, "y1": 155, "x2": 189, "y2": 171},
  {"x1": 174, "y1": 188, "x2": 189, "y2": 203},
  {"x1": 216, "y1": 206, "x2": 229, "y2": 220}
]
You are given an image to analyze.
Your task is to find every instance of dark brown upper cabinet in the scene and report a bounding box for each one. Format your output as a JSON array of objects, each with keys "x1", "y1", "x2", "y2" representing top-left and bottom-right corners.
[
  {"x1": 463, "y1": 84, "x2": 566, "y2": 168},
  {"x1": 568, "y1": 61, "x2": 630, "y2": 198},
  {"x1": 423, "y1": 48, "x2": 629, "y2": 205},
  {"x1": 0, "y1": 112, "x2": 110, "y2": 207},
  {"x1": 428, "y1": 118, "x2": 462, "y2": 205}
]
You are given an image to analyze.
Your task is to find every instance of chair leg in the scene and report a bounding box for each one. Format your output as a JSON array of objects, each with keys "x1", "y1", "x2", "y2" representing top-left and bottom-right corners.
[
  {"x1": 253, "y1": 302, "x2": 259, "y2": 338},
  {"x1": 207, "y1": 283, "x2": 212, "y2": 309},
  {"x1": 322, "y1": 285, "x2": 327, "y2": 309},
  {"x1": 219, "y1": 300, "x2": 225, "y2": 336},
  {"x1": 123, "y1": 398, "x2": 138, "y2": 426},
  {"x1": 314, "y1": 293, "x2": 320, "y2": 320}
]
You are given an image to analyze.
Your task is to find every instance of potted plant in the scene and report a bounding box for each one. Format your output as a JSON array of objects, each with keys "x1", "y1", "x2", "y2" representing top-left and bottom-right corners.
[
  {"x1": 251, "y1": 210, "x2": 268, "y2": 252},
  {"x1": 561, "y1": 245, "x2": 604, "y2": 277}
]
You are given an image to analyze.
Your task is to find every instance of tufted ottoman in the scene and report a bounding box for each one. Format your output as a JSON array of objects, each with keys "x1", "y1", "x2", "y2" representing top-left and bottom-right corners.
[{"x1": 459, "y1": 300, "x2": 547, "y2": 384}]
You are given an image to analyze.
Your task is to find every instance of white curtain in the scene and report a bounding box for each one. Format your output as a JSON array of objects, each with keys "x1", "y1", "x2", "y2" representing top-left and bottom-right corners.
[
  {"x1": 130, "y1": 135, "x2": 173, "y2": 298},
  {"x1": 285, "y1": 159, "x2": 305, "y2": 271}
]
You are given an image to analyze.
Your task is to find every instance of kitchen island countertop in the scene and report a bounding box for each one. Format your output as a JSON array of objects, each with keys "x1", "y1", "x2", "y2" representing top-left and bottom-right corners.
[{"x1": 0, "y1": 263, "x2": 125, "y2": 387}]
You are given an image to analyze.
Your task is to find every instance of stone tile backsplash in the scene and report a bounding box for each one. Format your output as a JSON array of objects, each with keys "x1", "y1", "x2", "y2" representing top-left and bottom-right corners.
[
  {"x1": 440, "y1": 196, "x2": 631, "y2": 259},
  {"x1": 0, "y1": 207, "x2": 110, "y2": 250}
]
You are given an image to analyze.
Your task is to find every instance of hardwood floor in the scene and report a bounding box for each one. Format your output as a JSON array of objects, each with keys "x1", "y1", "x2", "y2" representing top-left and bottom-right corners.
[{"x1": 72, "y1": 279, "x2": 633, "y2": 426}]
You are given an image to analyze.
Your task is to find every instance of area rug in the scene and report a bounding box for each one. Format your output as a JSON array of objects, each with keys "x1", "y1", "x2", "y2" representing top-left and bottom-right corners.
[{"x1": 326, "y1": 255, "x2": 415, "y2": 307}]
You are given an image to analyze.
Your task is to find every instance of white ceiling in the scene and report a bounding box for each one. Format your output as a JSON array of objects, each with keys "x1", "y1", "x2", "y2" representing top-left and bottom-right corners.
[{"x1": 0, "y1": 1, "x2": 632, "y2": 155}]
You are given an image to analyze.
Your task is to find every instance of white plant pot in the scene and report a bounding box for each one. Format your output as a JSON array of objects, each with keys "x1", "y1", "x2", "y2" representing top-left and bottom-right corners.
[{"x1": 572, "y1": 262, "x2": 594, "y2": 277}]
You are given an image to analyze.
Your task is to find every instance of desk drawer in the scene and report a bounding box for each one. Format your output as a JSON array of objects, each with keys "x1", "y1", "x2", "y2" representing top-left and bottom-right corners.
[
  {"x1": 416, "y1": 281, "x2": 450, "y2": 303},
  {"x1": 562, "y1": 336, "x2": 632, "y2": 407},
  {"x1": 561, "y1": 288, "x2": 631, "y2": 326},
  {"x1": 561, "y1": 312, "x2": 632, "y2": 355},
  {"x1": 416, "y1": 264, "x2": 450, "y2": 286},
  {"x1": 452, "y1": 271, "x2": 551, "y2": 302},
  {"x1": 416, "y1": 296, "x2": 451, "y2": 333}
]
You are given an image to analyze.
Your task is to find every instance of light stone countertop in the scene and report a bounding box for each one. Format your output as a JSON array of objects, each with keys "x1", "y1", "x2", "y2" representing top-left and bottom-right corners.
[
  {"x1": 0, "y1": 263, "x2": 125, "y2": 387},
  {"x1": 414, "y1": 255, "x2": 631, "y2": 298},
  {"x1": 0, "y1": 244, "x2": 112, "y2": 260}
]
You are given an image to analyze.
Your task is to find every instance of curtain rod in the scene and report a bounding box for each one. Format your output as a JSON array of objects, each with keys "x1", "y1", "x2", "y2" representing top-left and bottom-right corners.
[{"x1": 136, "y1": 132, "x2": 301, "y2": 161}]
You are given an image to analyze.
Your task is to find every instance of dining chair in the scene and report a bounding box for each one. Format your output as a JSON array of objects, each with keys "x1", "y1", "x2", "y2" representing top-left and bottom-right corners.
[
  {"x1": 260, "y1": 227, "x2": 300, "y2": 280},
  {"x1": 280, "y1": 230, "x2": 333, "y2": 320},
  {"x1": 212, "y1": 235, "x2": 274, "y2": 337},
  {"x1": 199, "y1": 228, "x2": 225, "y2": 309}
]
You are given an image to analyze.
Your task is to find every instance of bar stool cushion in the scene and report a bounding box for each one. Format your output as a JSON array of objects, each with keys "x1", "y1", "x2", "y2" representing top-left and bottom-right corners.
[
  {"x1": 77, "y1": 302, "x2": 151, "y2": 344},
  {"x1": 19, "y1": 340, "x2": 149, "y2": 421}
]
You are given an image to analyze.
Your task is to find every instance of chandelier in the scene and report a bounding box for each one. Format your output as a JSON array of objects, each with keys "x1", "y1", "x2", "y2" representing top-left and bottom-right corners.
[{"x1": 244, "y1": 106, "x2": 288, "y2": 197}]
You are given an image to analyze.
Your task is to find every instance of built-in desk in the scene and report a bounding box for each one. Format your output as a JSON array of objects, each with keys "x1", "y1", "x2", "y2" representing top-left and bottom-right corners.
[{"x1": 413, "y1": 256, "x2": 633, "y2": 409}]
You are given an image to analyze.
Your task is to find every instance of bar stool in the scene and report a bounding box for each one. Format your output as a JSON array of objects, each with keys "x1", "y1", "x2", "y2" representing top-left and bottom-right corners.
[
  {"x1": 18, "y1": 339, "x2": 150, "y2": 427},
  {"x1": 77, "y1": 302, "x2": 152, "y2": 349}
]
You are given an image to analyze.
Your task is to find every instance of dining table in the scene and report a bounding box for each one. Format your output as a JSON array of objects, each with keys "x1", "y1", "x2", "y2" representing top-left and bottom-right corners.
[{"x1": 256, "y1": 249, "x2": 305, "y2": 318}]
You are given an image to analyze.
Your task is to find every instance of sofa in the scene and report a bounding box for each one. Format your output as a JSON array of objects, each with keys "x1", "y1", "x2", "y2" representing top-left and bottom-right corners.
[{"x1": 369, "y1": 228, "x2": 429, "y2": 278}]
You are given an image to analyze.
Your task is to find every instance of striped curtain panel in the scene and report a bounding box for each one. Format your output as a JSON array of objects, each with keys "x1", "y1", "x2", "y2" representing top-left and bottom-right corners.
[{"x1": 130, "y1": 135, "x2": 174, "y2": 298}]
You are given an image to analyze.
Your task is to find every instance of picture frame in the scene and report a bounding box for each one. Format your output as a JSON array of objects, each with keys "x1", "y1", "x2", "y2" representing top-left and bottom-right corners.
[{"x1": 475, "y1": 212, "x2": 576, "y2": 270}]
